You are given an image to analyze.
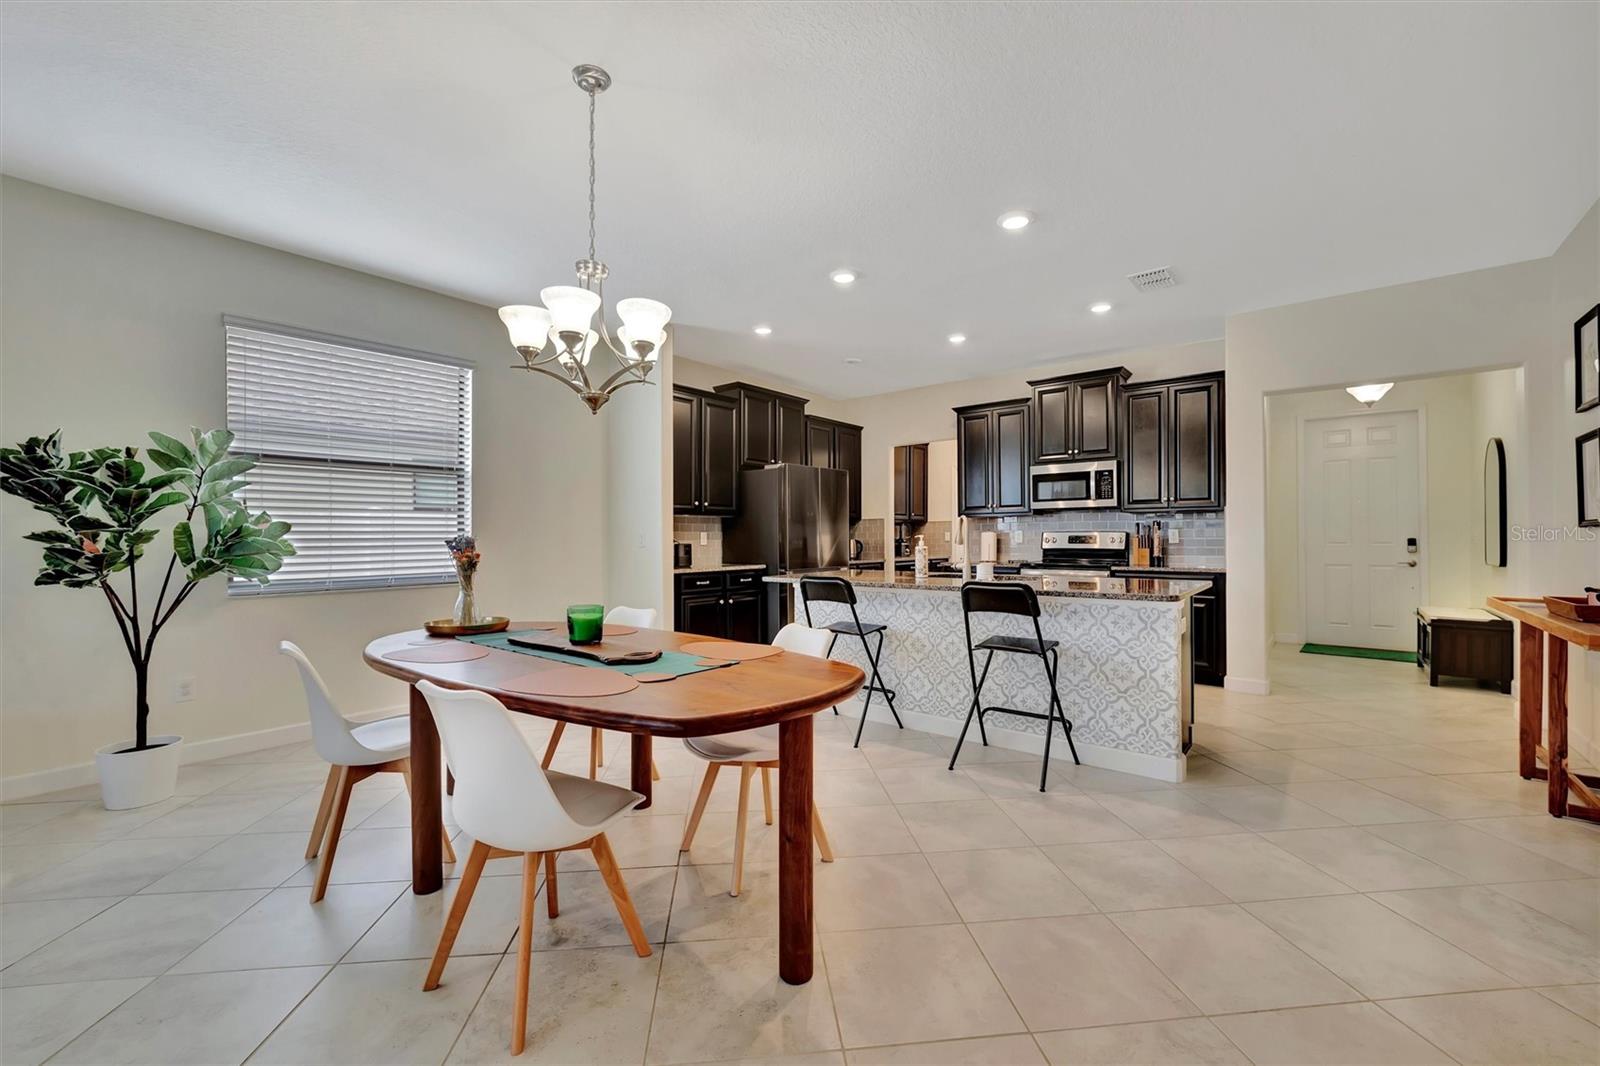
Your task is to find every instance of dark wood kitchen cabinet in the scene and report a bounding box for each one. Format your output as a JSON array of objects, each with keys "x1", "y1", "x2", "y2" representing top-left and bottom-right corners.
[
  {"x1": 893, "y1": 443, "x2": 928, "y2": 523},
  {"x1": 955, "y1": 399, "x2": 1030, "y2": 516},
  {"x1": 805, "y1": 415, "x2": 864, "y2": 524},
  {"x1": 675, "y1": 568, "x2": 765, "y2": 642},
  {"x1": 1030, "y1": 367, "x2": 1130, "y2": 463},
  {"x1": 672, "y1": 387, "x2": 738, "y2": 516},
  {"x1": 714, "y1": 382, "x2": 808, "y2": 468},
  {"x1": 1121, "y1": 372, "x2": 1224, "y2": 513}
]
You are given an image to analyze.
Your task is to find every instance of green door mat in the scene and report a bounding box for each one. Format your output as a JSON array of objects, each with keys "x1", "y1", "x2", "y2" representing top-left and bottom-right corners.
[{"x1": 1301, "y1": 643, "x2": 1416, "y2": 663}]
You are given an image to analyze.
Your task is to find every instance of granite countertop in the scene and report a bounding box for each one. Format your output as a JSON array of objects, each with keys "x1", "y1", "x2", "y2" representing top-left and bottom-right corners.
[
  {"x1": 765, "y1": 568, "x2": 1210, "y2": 602},
  {"x1": 673, "y1": 563, "x2": 767, "y2": 574}
]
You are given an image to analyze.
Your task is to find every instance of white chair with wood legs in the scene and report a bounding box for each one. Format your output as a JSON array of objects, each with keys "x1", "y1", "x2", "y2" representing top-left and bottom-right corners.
[
  {"x1": 540, "y1": 606, "x2": 661, "y2": 780},
  {"x1": 679, "y1": 623, "x2": 836, "y2": 896},
  {"x1": 279, "y1": 641, "x2": 455, "y2": 903},
  {"x1": 415, "y1": 680, "x2": 651, "y2": 1056}
]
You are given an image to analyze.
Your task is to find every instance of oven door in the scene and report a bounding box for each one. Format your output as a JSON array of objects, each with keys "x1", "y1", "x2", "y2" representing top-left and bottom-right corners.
[{"x1": 1029, "y1": 462, "x2": 1118, "y2": 510}]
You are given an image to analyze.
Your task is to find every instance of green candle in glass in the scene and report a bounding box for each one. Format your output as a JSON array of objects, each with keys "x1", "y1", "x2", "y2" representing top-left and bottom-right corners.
[{"x1": 567, "y1": 604, "x2": 604, "y2": 645}]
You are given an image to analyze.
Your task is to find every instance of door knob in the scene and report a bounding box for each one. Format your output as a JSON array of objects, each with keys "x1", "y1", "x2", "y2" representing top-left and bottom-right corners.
[{"x1": 1406, "y1": 560, "x2": 1417, "y2": 567}]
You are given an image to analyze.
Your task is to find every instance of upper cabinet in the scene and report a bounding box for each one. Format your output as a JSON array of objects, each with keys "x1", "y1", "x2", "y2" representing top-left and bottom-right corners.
[
  {"x1": 955, "y1": 399, "x2": 1031, "y2": 516},
  {"x1": 1029, "y1": 367, "x2": 1131, "y2": 463},
  {"x1": 714, "y1": 382, "x2": 808, "y2": 468},
  {"x1": 1121, "y1": 372, "x2": 1224, "y2": 513},
  {"x1": 893, "y1": 443, "x2": 928, "y2": 523},
  {"x1": 672, "y1": 387, "x2": 739, "y2": 515},
  {"x1": 804, "y1": 414, "x2": 865, "y2": 525}
]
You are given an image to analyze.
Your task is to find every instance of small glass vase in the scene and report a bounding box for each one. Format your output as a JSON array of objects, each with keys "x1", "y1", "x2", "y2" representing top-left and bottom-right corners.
[{"x1": 452, "y1": 570, "x2": 479, "y2": 626}]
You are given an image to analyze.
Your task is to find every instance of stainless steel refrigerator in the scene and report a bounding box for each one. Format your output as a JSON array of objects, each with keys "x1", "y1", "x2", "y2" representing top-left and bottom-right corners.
[{"x1": 722, "y1": 464, "x2": 849, "y2": 640}]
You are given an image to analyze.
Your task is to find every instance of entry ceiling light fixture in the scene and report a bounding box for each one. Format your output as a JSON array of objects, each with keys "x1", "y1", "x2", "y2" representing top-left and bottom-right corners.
[
  {"x1": 497, "y1": 65, "x2": 670, "y2": 414},
  {"x1": 1346, "y1": 382, "x2": 1395, "y2": 407}
]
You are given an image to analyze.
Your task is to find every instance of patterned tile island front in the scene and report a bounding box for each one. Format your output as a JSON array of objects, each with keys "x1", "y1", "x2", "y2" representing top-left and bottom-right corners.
[{"x1": 766, "y1": 569, "x2": 1210, "y2": 782}]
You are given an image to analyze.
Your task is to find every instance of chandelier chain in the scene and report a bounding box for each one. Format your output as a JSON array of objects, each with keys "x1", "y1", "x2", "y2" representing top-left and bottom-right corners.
[{"x1": 587, "y1": 89, "x2": 597, "y2": 261}]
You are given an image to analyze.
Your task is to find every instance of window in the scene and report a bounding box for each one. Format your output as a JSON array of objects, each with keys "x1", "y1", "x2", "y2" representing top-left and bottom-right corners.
[{"x1": 224, "y1": 316, "x2": 473, "y2": 594}]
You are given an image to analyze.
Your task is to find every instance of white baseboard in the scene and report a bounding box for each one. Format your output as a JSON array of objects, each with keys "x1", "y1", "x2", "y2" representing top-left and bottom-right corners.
[
  {"x1": 0, "y1": 704, "x2": 403, "y2": 803},
  {"x1": 1274, "y1": 632, "x2": 1304, "y2": 646},
  {"x1": 1224, "y1": 675, "x2": 1272, "y2": 695},
  {"x1": 841, "y1": 701, "x2": 1185, "y2": 783}
]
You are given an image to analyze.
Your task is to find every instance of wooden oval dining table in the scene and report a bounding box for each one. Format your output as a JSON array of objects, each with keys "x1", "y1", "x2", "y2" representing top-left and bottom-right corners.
[{"x1": 364, "y1": 624, "x2": 864, "y2": 984}]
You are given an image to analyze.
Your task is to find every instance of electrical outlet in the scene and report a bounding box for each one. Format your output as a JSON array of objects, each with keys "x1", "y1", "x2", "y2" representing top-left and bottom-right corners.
[
  {"x1": 174, "y1": 676, "x2": 196, "y2": 703},
  {"x1": 699, "y1": 532, "x2": 708, "y2": 545},
  {"x1": 944, "y1": 531, "x2": 951, "y2": 542},
  {"x1": 1168, "y1": 528, "x2": 1181, "y2": 544}
]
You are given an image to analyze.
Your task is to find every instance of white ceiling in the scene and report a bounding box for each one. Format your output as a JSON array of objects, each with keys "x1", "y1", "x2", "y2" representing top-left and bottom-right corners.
[{"x1": 4, "y1": 2, "x2": 1596, "y2": 398}]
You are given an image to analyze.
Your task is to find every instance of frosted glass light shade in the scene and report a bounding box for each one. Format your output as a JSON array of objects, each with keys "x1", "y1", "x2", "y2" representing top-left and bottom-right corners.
[
  {"x1": 498, "y1": 305, "x2": 553, "y2": 350},
  {"x1": 540, "y1": 286, "x2": 601, "y2": 335},
  {"x1": 616, "y1": 297, "x2": 671, "y2": 339},
  {"x1": 1346, "y1": 382, "x2": 1394, "y2": 407}
]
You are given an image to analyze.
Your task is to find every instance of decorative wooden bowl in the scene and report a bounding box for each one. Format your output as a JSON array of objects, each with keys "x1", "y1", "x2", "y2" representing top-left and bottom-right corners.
[
  {"x1": 1542, "y1": 596, "x2": 1600, "y2": 623},
  {"x1": 423, "y1": 615, "x2": 511, "y2": 637}
]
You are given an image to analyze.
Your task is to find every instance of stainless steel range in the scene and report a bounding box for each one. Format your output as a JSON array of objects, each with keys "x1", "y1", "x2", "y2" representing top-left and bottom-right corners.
[{"x1": 1020, "y1": 530, "x2": 1129, "y2": 578}]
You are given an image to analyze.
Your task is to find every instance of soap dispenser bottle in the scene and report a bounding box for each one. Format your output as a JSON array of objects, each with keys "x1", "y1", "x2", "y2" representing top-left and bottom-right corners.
[{"x1": 913, "y1": 534, "x2": 929, "y2": 580}]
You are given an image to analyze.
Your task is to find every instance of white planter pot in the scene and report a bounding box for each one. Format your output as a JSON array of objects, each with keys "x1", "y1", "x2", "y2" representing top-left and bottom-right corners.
[{"x1": 94, "y1": 735, "x2": 183, "y2": 810}]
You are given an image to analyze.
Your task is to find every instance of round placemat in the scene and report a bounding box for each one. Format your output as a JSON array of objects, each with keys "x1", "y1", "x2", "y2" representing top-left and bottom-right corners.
[
  {"x1": 383, "y1": 643, "x2": 492, "y2": 664},
  {"x1": 514, "y1": 620, "x2": 562, "y2": 631},
  {"x1": 681, "y1": 640, "x2": 783, "y2": 661},
  {"x1": 633, "y1": 672, "x2": 675, "y2": 683},
  {"x1": 602, "y1": 624, "x2": 638, "y2": 636},
  {"x1": 500, "y1": 667, "x2": 639, "y2": 698}
]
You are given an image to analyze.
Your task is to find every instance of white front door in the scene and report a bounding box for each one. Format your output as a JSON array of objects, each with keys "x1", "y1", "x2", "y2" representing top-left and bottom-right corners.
[{"x1": 1302, "y1": 410, "x2": 1422, "y2": 650}]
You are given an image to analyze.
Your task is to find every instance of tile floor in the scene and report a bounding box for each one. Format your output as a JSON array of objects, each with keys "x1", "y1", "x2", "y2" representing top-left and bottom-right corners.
[{"x1": 2, "y1": 646, "x2": 1598, "y2": 1065}]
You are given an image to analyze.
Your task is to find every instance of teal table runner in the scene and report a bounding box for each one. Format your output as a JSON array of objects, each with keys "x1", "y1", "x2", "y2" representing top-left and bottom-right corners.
[{"x1": 456, "y1": 630, "x2": 732, "y2": 679}]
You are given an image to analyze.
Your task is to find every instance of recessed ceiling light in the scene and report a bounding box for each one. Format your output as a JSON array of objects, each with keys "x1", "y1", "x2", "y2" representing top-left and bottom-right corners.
[
  {"x1": 753, "y1": 325, "x2": 772, "y2": 336},
  {"x1": 1089, "y1": 302, "x2": 1113, "y2": 314},
  {"x1": 844, "y1": 357, "x2": 863, "y2": 365},
  {"x1": 948, "y1": 333, "x2": 967, "y2": 345},
  {"x1": 996, "y1": 210, "x2": 1032, "y2": 231},
  {"x1": 830, "y1": 269, "x2": 857, "y2": 286}
]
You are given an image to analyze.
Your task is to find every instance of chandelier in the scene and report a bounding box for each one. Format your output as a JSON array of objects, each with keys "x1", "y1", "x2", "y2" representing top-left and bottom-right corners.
[{"x1": 498, "y1": 65, "x2": 670, "y2": 414}]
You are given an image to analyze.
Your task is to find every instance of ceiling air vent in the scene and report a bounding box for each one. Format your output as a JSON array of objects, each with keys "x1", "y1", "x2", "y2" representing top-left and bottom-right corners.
[{"x1": 1126, "y1": 266, "x2": 1178, "y2": 292}]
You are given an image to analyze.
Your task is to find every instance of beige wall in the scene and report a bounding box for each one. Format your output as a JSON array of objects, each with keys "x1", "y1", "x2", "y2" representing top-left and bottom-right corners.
[
  {"x1": 1229, "y1": 199, "x2": 1598, "y2": 757},
  {"x1": 1265, "y1": 369, "x2": 1521, "y2": 643},
  {"x1": 0, "y1": 179, "x2": 610, "y2": 789}
]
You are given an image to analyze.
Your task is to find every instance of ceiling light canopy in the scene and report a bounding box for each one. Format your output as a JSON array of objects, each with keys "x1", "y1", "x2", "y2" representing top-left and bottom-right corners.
[
  {"x1": 947, "y1": 333, "x2": 966, "y2": 345},
  {"x1": 497, "y1": 65, "x2": 669, "y2": 414},
  {"x1": 997, "y1": 210, "x2": 1033, "y2": 231},
  {"x1": 1346, "y1": 382, "x2": 1395, "y2": 407},
  {"x1": 1089, "y1": 302, "x2": 1113, "y2": 314},
  {"x1": 830, "y1": 269, "x2": 857, "y2": 286}
]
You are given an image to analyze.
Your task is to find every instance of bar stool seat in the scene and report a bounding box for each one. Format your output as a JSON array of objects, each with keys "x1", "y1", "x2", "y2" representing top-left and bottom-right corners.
[
  {"x1": 801, "y1": 575, "x2": 903, "y2": 748},
  {"x1": 975, "y1": 634, "x2": 1058, "y2": 655},
  {"x1": 822, "y1": 619, "x2": 887, "y2": 636}
]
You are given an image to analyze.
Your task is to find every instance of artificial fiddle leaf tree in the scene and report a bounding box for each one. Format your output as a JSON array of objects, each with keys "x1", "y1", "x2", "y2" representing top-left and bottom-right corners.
[{"x1": 0, "y1": 428, "x2": 294, "y2": 751}]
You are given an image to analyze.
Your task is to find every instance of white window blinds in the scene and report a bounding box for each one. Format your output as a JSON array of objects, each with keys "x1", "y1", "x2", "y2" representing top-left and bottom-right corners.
[{"x1": 223, "y1": 316, "x2": 473, "y2": 595}]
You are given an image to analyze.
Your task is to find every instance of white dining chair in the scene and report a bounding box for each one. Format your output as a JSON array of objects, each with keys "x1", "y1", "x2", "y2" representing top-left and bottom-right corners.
[
  {"x1": 678, "y1": 623, "x2": 836, "y2": 896},
  {"x1": 415, "y1": 680, "x2": 651, "y2": 1056},
  {"x1": 279, "y1": 641, "x2": 455, "y2": 903},
  {"x1": 539, "y1": 605, "x2": 660, "y2": 780}
]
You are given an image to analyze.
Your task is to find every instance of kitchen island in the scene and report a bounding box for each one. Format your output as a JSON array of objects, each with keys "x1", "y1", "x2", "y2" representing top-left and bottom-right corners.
[{"x1": 766, "y1": 568, "x2": 1211, "y2": 781}]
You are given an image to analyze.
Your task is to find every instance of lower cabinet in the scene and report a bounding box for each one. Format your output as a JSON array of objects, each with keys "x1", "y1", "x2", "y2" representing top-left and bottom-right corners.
[{"x1": 674, "y1": 569, "x2": 765, "y2": 642}]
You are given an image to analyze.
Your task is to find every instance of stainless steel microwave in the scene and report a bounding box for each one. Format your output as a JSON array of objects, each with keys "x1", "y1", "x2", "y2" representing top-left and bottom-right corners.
[{"x1": 1029, "y1": 460, "x2": 1119, "y2": 510}]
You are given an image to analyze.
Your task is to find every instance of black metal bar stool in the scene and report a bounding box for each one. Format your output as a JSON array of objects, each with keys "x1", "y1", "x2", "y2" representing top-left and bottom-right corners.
[
  {"x1": 948, "y1": 581, "x2": 1079, "y2": 791},
  {"x1": 799, "y1": 576, "x2": 902, "y2": 748}
]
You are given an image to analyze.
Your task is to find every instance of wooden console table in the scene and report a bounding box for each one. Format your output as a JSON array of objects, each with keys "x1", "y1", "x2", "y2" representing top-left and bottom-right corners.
[{"x1": 1488, "y1": 596, "x2": 1600, "y2": 822}]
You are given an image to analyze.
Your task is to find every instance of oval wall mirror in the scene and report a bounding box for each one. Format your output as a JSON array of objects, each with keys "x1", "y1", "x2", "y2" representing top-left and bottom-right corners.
[{"x1": 1484, "y1": 437, "x2": 1507, "y2": 567}]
